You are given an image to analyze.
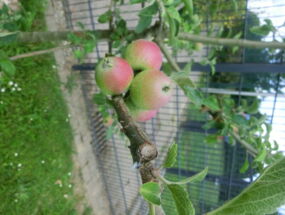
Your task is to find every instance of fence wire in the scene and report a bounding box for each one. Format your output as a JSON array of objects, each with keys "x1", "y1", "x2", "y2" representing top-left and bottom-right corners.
[{"x1": 63, "y1": 0, "x2": 285, "y2": 214}]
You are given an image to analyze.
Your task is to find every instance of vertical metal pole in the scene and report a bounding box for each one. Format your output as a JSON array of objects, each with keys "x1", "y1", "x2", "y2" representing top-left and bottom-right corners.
[
  {"x1": 62, "y1": 0, "x2": 74, "y2": 29},
  {"x1": 87, "y1": 0, "x2": 101, "y2": 59},
  {"x1": 111, "y1": 135, "x2": 129, "y2": 214},
  {"x1": 270, "y1": 73, "x2": 280, "y2": 125}
]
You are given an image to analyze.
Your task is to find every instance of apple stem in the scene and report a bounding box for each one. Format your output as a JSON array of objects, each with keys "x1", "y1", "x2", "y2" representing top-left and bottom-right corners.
[{"x1": 162, "y1": 86, "x2": 170, "y2": 92}]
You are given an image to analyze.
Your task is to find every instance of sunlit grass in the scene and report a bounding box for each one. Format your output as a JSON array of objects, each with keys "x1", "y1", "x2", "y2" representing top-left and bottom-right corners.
[{"x1": 0, "y1": 1, "x2": 77, "y2": 214}]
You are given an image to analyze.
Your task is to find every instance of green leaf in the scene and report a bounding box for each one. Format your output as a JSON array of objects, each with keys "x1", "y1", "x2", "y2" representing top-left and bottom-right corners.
[
  {"x1": 163, "y1": 143, "x2": 177, "y2": 168},
  {"x1": 207, "y1": 157, "x2": 285, "y2": 215},
  {"x1": 182, "y1": 61, "x2": 192, "y2": 73},
  {"x1": 202, "y1": 120, "x2": 216, "y2": 130},
  {"x1": 250, "y1": 19, "x2": 275, "y2": 36},
  {"x1": 246, "y1": 99, "x2": 260, "y2": 114},
  {"x1": 0, "y1": 32, "x2": 18, "y2": 46},
  {"x1": 168, "y1": 184, "x2": 195, "y2": 215},
  {"x1": 203, "y1": 96, "x2": 220, "y2": 111},
  {"x1": 182, "y1": 0, "x2": 193, "y2": 17},
  {"x1": 254, "y1": 147, "x2": 267, "y2": 162},
  {"x1": 167, "y1": 14, "x2": 179, "y2": 41},
  {"x1": 0, "y1": 51, "x2": 16, "y2": 76},
  {"x1": 93, "y1": 92, "x2": 107, "y2": 105},
  {"x1": 0, "y1": 59, "x2": 16, "y2": 76},
  {"x1": 166, "y1": 6, "x2": 181, "y2": 23},
  {"x1": 166, "y1": 167, "x2": 208, "y2": 185},
  {"x1": 239, "y1": 157, "x2": 249, "y2": 173},
  {"x1": 138, "y1": 2, "x2": 158, "y2": 17},
  {"x1": 179, "y1": 167, "x2": 208, "y2": 183},
  {"x1": 98, "y1": 10, "x2": 112, "y2": 23},
  {"x1": 74, "y1": 49, "x2": 84, "y2": 60},
  {"x1": 130, "y1": 0, "x2": 144, "y2": 4},
  {"x1": 205, "y1": 134, "x2": 219, "y2": 144},
  {"x1": 135, "y1": 16, "x2": 152, "y2": 33},
  {"x1": 184, "y1": 87, "x2": 204, "y2": 107},
  {"x1": 232, "y1": 114, "x2": 247, "y2": 126},
  {"x1": 135, "y1": 2, "x2": 158, "y2": 33},
  {"x1": 140, "y1": 182, "x2": 161, "y2": 205}
]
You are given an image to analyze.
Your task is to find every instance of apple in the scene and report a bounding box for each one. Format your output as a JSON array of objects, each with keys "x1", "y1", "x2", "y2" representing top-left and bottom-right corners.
[
  {"x1": 129, "y1": 69, "x2": 172, "y2": 110},
  {"x1": 95, "y1": 56, "x2": 134, "y2": 95},
  {"x1": 124, "y1": 39, "x2": 163, "y2": 70},
  {"x1": 126, "y1": 101, "x2": 157, "y2": 122}
]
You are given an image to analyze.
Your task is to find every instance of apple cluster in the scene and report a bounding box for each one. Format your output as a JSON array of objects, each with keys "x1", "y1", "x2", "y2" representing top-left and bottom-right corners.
[{"x1": 95, "y1": 39, "x2": 172, "y2": 122}]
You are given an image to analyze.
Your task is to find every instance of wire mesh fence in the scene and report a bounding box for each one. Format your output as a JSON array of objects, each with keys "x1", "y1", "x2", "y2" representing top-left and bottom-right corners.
[{"x1": 62, "y1": 0, "x2": 285, "y2": 214}]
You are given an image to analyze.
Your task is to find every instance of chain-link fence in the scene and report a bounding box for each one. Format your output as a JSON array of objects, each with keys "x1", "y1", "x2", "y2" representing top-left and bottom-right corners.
[{"x1": 62, "y1": 0, "x2": 285, "y2": 214}]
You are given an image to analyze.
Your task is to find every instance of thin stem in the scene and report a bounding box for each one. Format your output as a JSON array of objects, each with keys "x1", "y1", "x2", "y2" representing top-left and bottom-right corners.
[
  {"x1": 156, "y1": 38, "x2": 196, "y2": 88},
  {"x1": 229, "y1": 131, "x2": 258, "y2": 157},
  {"x1": 108, "y1": 0, "x2": 116, "y2": 53},
  {"x1": 5, "y1": 30, "x2": 285, "y2": 49},
  {"x1": 155, "y1": 0, "x2": 166, "y2": 35},
  {"x1": 178, "y1": 32, "x2": 285, "y2": 49},
  {"x1": 157, "y1": 175, "x2": 170, "y2": 184},
  {"x1": 156, "y1": 38, "x2": 181, "y2": 73},
  {"x1": 148, "y1": 203, "x2": 156, "y2": 215},
  {"x1": 9, "y1": 45, "x2": 72, "y2": 61}
]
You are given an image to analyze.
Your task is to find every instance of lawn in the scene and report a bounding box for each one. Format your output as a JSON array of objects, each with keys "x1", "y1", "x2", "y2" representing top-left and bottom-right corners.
[{"x1": 0, "y1": 1, "x2": 78, "y2": 214}]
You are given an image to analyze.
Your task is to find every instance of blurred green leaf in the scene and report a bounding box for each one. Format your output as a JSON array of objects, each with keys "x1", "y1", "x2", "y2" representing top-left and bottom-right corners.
[
  {"x1": 246, "y1": 99, "x2": 260, "y2": 114},
  {"x1": 250, "y1": 19, "x2": 275, "y2": 36},
  {"x1": 139, "y1": 2, "x2": 158, "y2": 17},
  {"x1": 163, "y1": 143, "x2": 177, "y2": 168},
  {"x1": 182, "y1": 0, "x2": 193, "y2": 17},
  {"x1": 135, "y1": 2, "x2": 158, "y2": 33},
  {"x1": 184, "y1": 87, "x2": 204, "y2": 107},
  {"x1": 254, "y1": 147, "x2": 267, "y2": 162},
  {"x1": 135, "y1": 16, "x2": 152, "y2": 33},
  {"x1": 167, "y1": 6, "x2": 182, "y2": 23},
  {"x1": 98, "y1": 10, "x2": 112, "y2": 23},
  {"x1": 207, "y1": 157, "x2": 285, "y2": 215},
  {"x1": 232, "y1": 114, "x2": 247, "y2": 126},
  {"x1": 168, "y1": 184, "x2": 195, "y2": 215},
  {"x1": 0, "y1": 60, "x2": 16, "y2": 76},
  {"x1": 203, "y1": 95, "x2": 220, "y2": 111},
  {"x1": 239, "y1": 157, "x2": 249, "y2": 173},
  {"x1": 140, "y1": 182, "x2": 161, "y2": 205},
  {"x1": 205, "y1": 134, "x2": 219, "y2": 144},
  {"x1": 93, "y1": 93, "x2": 107, "y2": 105}
]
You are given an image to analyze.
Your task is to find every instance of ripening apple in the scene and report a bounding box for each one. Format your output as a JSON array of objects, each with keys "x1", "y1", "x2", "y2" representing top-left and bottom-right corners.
[
  {"x1": 129, "y1": 69, "x2": 172, "y2": 110},
  {"x1": 95, "y1": 57, "x2": 134, "y2": 95},
  {"x1": 126, "y1": 101, "x2": 157, "y2": 122},
  {"x1": 124, "y1": 39, "x2": 163, "y2": 70}
]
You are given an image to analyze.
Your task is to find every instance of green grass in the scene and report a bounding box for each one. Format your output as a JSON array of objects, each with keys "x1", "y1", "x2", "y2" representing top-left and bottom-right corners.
[{"x1": 0, "y1": 1, "x2": 77, "y2": 214}]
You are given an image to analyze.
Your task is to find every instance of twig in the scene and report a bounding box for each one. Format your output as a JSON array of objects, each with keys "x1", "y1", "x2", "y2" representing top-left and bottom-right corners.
[
  {"x1": 9, "y1": 45, "x2": 72, "y2": 61},
  {"x1": 156, "y1": 38, "x2": 181, "y2": 73},
  {"x1": 5, "y1": 30, "x2": 285, "y2": 49},
  {"x1": 229, "y1": 131, "x2": 258, "y2": 157},
  {"x1": 108, "y1": 0, "x2": 116, "y2": 53},
  {"x1": 155, "y1": 38, "x2": 196, "y2": 88},
  {"x1": 149, "y1": 203, "x2": 156, "y2": 215},
  {"x1": 178, "y1": 32, "x2": 285, "y2": 49},
  {"x1": 155, "y1": 0, "x2": 166, "y2": 35}
]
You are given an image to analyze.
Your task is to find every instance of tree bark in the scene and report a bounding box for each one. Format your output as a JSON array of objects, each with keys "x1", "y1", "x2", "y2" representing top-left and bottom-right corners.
[{"x1": 110, "y1": 95, "x2": 158, "y2": 183}]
